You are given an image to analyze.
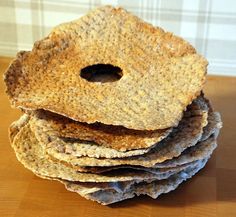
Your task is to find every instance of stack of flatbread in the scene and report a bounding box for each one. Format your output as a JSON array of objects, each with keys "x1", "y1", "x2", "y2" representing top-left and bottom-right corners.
[{"x1": 4, "y1": 6, "x2": 222, "y2": 205}]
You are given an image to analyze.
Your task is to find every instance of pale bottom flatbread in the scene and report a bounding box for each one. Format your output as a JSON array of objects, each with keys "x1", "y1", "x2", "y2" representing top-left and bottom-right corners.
[
  {"x1": 35, "y1": 158, "x2": 207, "y2": 205},
  {"x1": 63, "y1": 158, "x2": 208, "y2": 205}
]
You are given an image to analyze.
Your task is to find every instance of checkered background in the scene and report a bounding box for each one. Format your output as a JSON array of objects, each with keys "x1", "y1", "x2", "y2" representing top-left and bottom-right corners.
[{"x1": 0, "y1": 0, "x2": 236, "y2": 75}]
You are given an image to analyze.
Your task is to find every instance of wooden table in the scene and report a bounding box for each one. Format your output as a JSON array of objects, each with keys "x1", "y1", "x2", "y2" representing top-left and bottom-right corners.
[{"x1": 0, "y1": 56, "x2": 235, "y2": 217}]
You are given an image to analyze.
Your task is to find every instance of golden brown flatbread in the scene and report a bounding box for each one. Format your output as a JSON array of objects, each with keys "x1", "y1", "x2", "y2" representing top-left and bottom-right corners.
[{"x1": 4, "y1": 6, "x2": 207, "y2": 130}]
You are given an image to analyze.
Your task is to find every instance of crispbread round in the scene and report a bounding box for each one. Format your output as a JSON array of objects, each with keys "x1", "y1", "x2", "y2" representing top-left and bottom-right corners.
[
  {"x1": 33, "y1": 158, "x2": 207, "y2": 202},
  {"x1": 4, "y1": 6, "x2": 207, "y2": 130}
]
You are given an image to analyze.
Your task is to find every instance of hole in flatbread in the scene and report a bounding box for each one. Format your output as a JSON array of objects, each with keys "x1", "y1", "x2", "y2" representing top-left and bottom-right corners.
[{"x1": 80, "y1": 64, "x2": 123, "y2": 83}]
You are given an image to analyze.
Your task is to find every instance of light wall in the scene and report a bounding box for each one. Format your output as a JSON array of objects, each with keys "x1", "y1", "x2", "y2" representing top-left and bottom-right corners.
[{"x1": 0, "y1": 0, "x2": 235, "y2": 76}]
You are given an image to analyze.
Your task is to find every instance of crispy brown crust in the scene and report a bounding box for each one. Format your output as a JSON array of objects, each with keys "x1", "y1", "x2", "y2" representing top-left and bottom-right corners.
[{"x1": 30, "y1": 109, "x2": 171, "y2": 152}]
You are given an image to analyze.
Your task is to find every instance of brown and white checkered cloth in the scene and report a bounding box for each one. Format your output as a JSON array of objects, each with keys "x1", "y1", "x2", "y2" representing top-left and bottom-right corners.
[{"x1": 0, "y1": 0, "x2": 235, "y2": 75}]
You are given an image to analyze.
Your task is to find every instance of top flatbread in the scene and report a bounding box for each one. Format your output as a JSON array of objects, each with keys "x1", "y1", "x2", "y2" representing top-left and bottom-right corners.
[{"x1": 4, "y1": 6, "x2": 207, "y2": 130}]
